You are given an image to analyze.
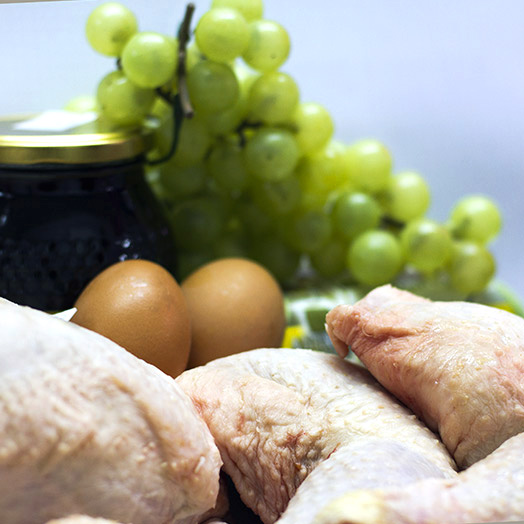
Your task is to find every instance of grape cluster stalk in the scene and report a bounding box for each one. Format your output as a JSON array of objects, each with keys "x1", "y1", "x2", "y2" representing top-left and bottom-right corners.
[{"x1": 81, "y1": 0, "x2": 503, "y2": 298}]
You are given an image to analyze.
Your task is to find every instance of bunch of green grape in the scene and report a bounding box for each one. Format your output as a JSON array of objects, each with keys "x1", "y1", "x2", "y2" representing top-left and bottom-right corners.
[{"x1": 83, "y1": 0, "x2": 502, "y2": 297}]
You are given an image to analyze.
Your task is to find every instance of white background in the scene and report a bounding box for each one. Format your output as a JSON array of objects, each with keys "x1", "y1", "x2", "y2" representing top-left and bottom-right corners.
[{"x1": 1, "y1": 0, "x2": 523, "y2": 299}]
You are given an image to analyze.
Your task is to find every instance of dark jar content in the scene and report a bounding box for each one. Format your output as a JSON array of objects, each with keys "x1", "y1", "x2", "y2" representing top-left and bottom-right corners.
[{"x1": 0, "y1": 115, "x2": 177, "y2": 311}]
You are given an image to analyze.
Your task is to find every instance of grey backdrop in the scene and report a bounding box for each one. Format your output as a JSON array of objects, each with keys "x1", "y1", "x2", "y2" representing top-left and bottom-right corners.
[{"x1": 1, "y1": 0, "x2": 523, "y2": 299}]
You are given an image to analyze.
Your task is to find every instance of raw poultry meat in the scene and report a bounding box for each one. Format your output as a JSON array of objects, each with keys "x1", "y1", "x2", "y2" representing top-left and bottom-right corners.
[
  {"x1": 326, "y1": 284, "x2": 524, "y2": 468},
  {"x1": 46, "y1": 518, "x2": 125, "y2": 524},
  {"x1": 43, "y1": 504, "x2": 232, "y2": 523},
  {"x1": 0, "y1": 298, "x2": 222, "y2": 524},
  {"x1": 45, "y1": 514, "x2": 230, "y2": 524},
  {"x1": 313, "y1": 429, "x2": 524, "y2": 524},
  {"x1": 176, "y1": 348, "x2": 456, "y2": 524},
  {"x1": 276, "y1": 440, "x2": 447, "y2": 524}
]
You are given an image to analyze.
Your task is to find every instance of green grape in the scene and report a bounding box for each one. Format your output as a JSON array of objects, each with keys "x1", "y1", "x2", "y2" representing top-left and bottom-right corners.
[
  {"x1": 158, "y1": 163, "x2": 208, "y2": 201},
  {"x1": 211, "y1": 0, "x2": 263, "y2": 22},
  {"x1": 244, "y1": 128, "x2": 299, "y2": 181},
  {"x1": 177, "y1": 251, "x2": 214, "y2": 280},
  {"x1": 85, "y1": 2, "x2": 137, "y2": 57},
  {"x1": 144, "y1": 97, "x2": 175, "y2": 161},
  {"x1": 169, "y1": 195, "x2": 227, "y2": 251},
  {"x1": 202, "y1": 92, "x2": 247, "y2": 136},
  {"x1": 121, "y1": 32, "x2": 177, "y2": 89},
  {"x1": 206, "y1": 141, "x2": 248, "y2": 194},
  {"x1": 298, "y1": 140, "x2": 353, "y2": 210},
  {"x1": 395, "y1": 269, "x2": 467, "y2": 301},
  {"x1": 234, "y1": 61, "x2": 261, "y2": 93},
  {"x1": 151, "y1": 95, "x2": 173, "y2": 119},
  {"x1": 309, "y1": 238, "x2": 348, "y2": 278},
  {"x1": 202, "y1": 64, "x2": 258, "y2": 135},
  {"x1": 448, "y1": 241, "x2": 496, "y2": 295},
  {"x1": 449, "y1": 194, "x2": 502, "y2": 244},
  {"x1": 170, "y1": 117, "x2": 211, "y2": 167},
  {"x1": 249, "y1": 235, "x2": 301, "y2": 283},
  {"x1": 145, "y1": 166, "x2": 171, "y2": 203},
  {"x1": 247, "y1": 71, "x2": 300, "y2": 124},
  {"x1": 96, "y1": 70, "x2": 156, "y2": 126},
  {"x1": 384, "y1": 171, "x2": 431, "y2": 223},
  {"x1": 331, "y1": 191, "x2": 381, "y2": 240},
  {"x1": 186, "y1": 41, "x2": 206, "y2": 71},
  {"x1": 213, "y1": 228, "x2": 248, "y2": 259},
  {"x1": 235, "y1": 198, "x2": 273, "y2": 236},
  {"x1": 243, "y1": 19, "x2": 290, "y2": 72},
  {"x1": 195, "y1": 7, "x2": 250, "y2": 63},
  {"x1": 400, "y1": 218, "x2": 452, "y2": 273},
  {"x1": 292, "y1": 102, "x2": 334, "y2": 154},
  {"x1": 345, "y1": 139, "x2": 393, "y2": 193},
  {"x1": 187, "y1": 61, "x2": 240, "y2": 114},
  {"x1": 64, "y1": 95, "x2": 98, "y2": 113},
  {"x1": 251, "y1": 176, "x2": 301, "y2": 216},
  {"x1": 348, "y1": 230, "x2": 403, "y2": 287},
  {"x1": 202, "y1": 97, "x2": 246, "y2": 135},
  {"x1": 285, "y1": 209, "x2": 332, "y2": 253}
]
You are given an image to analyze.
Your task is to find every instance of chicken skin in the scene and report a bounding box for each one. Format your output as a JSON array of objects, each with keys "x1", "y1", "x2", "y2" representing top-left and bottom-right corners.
[
  {"x1": 177, "y1": 348, "x2": 455, "y2": 524},
  {"x1": 313, "y1": 430, "x2": 524, "y2": 524},
  {"x1": 326, "y1": 284, "x2": 524, "y2": 468},
  {"x1": 0, "y1": 298, "x2": 222, "y2": 524}
]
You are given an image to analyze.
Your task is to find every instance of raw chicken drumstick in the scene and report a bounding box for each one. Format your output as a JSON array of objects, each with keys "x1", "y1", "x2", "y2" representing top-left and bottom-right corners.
[
  {"x1": 326, "y1": 284, "x2": 524, "y2": 468},
  {"x1": 313, "y1": 429, "x2": 524, "y2": 524},
  {"x1": 177, "y1": 348, "x2": 456, "y2": 524},
  {"x1": 0, "y1": 298, "x2": 222, "y2": 524}
]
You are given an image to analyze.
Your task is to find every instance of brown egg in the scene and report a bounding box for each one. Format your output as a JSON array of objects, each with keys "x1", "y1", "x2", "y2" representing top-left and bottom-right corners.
[
  {"x1": 71, "y1": 259, "x2": 191, "y2": 378},
  {"x1": 181, "y1": 257, "x2": 286, "y2": 367}
]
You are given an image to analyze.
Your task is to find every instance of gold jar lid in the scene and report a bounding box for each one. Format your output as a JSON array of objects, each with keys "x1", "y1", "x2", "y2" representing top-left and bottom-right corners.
[{"x1": 0, "y1": 112, "x2": 151, "y2": 166}]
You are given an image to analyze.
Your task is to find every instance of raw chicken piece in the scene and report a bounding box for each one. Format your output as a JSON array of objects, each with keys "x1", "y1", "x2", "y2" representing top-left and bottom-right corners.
[
  {"x1": 46, "y1": 518, "x2": 125, "y2": 524},
  {"x1": 276, "y1": 440, "x2": 446, "y2": 524},
  {"x1": 0, "y1": 298, "x2": 222, "y2": 524},
  {"x1": 313, "y1": 430, "x2": 524, "y2": 524},
  {"x1": 177, "y1": 348, "x2": 456, "y2": 524},
  {"x1": 326, "y1": 284, "x2": 524, "y2": 468},
  {"x1": 47, "y1": 519, "x2": 229, "y2": 524}
]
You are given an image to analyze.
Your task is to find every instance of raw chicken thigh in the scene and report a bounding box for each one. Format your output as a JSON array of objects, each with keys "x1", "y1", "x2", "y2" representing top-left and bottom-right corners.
[
  {"x1": 46, "y1": 518, "x2": 227, "y2": 524},
  {"x1": 313, "y1": 430, "x2": 524, "y2": 524},
  {"x1": 46, "y1": 518, "x2": 125, "y2": 524},
  {"x1": 326, "y1": 284, "x2": 524, "y2": 468},
  {"x1": 0, "y1": 298, "x2": 222, "y2": 524},
  {"x1": 276, "y1": 439, "x2": 447, "y2": 524},
  {"x1": 177, "y1": 348, "x2": 456, "y2": 524}
]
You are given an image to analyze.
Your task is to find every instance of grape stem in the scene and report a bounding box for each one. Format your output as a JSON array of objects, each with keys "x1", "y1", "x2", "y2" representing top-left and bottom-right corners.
[
  {"x1": 381, "y1": 216, "x2": 405, "y2": 230},
  {"x1": 148, "y1": 3, "x2": 195, "y2": 166},
  {"x1": 176, "y1": 2, "x2": 195, "y2": 119},
  {"x1": 153, "y1": 2, "x2": 194, "y2": 115}
]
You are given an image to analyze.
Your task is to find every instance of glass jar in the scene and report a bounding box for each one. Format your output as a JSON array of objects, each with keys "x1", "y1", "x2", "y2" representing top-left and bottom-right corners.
[{"x1": 0, "y1": 113, "x2": 177, "y2": 311}]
